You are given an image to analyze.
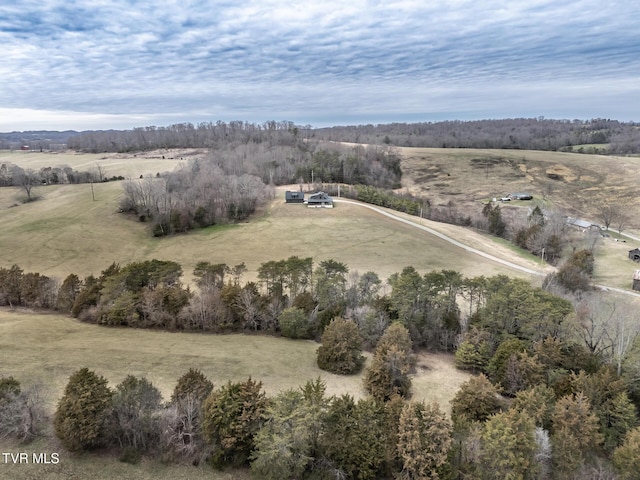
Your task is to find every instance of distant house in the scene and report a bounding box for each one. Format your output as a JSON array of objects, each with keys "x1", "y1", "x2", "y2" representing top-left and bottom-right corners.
[
  {"x1": 307, "y1": 191, "x2": 333, "y2": 208},
  {"x1": 285, "y1": 191, "x2": 305, "y2": 203},
  {"x1": 508, "y1": 192, "x2": 533, "y2": 200},
  {"x1": 633, "y1": 270, "x2": 640, "y2": 291},
  {"x1": 20, "y1": 145, "x2": 29, "y2": 151},
  {"x1": 567, "y1": 217, "x2": 601, "y2": 231},
  {"x1": 629, "y1": 248, "x2": 640, "y2": 262}
]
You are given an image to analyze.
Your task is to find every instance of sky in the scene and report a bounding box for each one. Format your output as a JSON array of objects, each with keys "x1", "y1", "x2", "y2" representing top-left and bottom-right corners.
[{"x1": 1, "y1": 0, "x2": 639, "y2": 131}]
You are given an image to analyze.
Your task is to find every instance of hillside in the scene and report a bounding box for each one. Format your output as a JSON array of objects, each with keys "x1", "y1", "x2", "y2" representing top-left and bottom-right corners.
[
  {"x1": 398, "y1": 147, "x2": 640, "y2": 230},
  {"x1": 3, "y1": 147, "x2": 640, "y2": 289}
]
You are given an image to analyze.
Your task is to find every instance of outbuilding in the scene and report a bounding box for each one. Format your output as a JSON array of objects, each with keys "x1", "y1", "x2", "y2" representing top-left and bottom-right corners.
[
  {"x1": 633, "y1": 270, "x2": 640, "y2": 291},
  {"x1": 629, "y1": 248, "x2": 640, "y2": 262},
  {"x1": 285, "y1": 191, "x2": 305, "y2": 203}
]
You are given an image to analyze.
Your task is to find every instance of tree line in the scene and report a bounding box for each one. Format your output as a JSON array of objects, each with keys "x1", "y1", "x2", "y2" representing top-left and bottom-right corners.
[
  {"x1": 2, "y1": 256, "x2": 640, "y2": 477},
  {"x1": 309, "y1": 117, "x2": 640, "y2": 154},
  {"x1": 59, "y1": 118, "x2": 640, "y2": 155},
  {"x1": 115, "y1": 134, "x2": 403, "y2": 236},
  {"x1": 0, "y1": 162, "x2": 121, "y2": 202}
]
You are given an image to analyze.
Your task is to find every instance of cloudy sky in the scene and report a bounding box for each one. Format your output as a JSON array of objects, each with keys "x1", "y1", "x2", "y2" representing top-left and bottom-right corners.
[{"x1": 1, "y1": 0, "x2": 639, "y2": 131}]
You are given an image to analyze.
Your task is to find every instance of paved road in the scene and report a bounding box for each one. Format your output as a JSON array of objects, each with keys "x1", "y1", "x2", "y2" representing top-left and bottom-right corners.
[{"x1": 335, "y1": 199, "x2": 640, "y2": 299}]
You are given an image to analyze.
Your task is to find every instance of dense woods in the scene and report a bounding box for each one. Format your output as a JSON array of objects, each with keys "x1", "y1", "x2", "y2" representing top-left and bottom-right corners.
[{"x1": 2, "y1": 255, "x2": 640, "y2": 477}]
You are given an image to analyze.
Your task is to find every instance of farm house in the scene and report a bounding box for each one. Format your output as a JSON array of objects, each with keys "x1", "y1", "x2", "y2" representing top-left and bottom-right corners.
[{"x1": 307, "y1": 191, "x2": 333, "y2": 208}]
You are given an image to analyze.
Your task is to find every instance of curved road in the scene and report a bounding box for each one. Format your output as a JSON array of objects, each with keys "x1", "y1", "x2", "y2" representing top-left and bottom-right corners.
[{"x1": 334, "y1": 199, "x2": 640, "y2": 298}]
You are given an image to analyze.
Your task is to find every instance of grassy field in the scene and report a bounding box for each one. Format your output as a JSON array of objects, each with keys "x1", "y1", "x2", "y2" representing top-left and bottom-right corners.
[
  {"x1": 0, "y1": 435, "x2": 246, "y2": 480},
  {"x1": 396, "y1": 146, "x2": 640, "y2": 288},
  {"x1": 0, "y1": 149, "x2": 193, "y2": 178},
  {"x1": 0, "y1": 307, "x2": 469, "y2": 479},
  {"x1": 0, "y1": 177, "x2": 546, "y2": 285}
]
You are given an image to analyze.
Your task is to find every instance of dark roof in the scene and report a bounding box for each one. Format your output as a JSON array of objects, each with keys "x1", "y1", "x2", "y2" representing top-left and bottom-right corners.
[
  {"x1": 308, "y1": 191, "x2": 332, "y2": 202},
  {"x1": 285, "y1": 191, "x2": 304, "y2": 199}
]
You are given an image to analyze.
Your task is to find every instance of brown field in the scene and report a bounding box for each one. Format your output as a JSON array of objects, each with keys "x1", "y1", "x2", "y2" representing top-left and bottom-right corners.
[
  {"x1": 0, "y1": 149, "x2": 196, "y2": 178},
  {"x1": 398, "y1": 147, "x2": 640, "y2": 232}
]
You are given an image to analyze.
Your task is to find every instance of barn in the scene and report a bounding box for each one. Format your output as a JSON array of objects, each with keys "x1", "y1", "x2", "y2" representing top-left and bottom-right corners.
[{"x1": 629, "y1": 248, "x2": 640, "y2": 262}]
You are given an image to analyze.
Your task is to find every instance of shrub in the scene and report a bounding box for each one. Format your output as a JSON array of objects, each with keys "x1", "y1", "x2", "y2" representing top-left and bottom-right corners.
[
  {"x1": 108, "y1": 375, "x2": 162, "y2": 454},
  {"x1": 0, "y1": 382, "x2": 47, "y2": 443},
  {"x1": 317, "y1": 317, "x2": 364, "y2": 374}
]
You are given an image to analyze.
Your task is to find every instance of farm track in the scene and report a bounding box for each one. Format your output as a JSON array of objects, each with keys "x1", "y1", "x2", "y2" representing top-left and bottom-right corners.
[{"x1": 334, "y1": 199, "x2": 640, "y2": 298}]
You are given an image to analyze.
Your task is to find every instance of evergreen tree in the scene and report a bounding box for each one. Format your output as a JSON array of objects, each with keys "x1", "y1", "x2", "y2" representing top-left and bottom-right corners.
[
  {"x1": 278, "y1": 306, "x2": 312, "y2": 339},
  {"x1": 551, "y1": 392, "x2": 603, "y2": 476},
  {"x1": 479, "y1": 409, "x2": 537, "y2": 480},
  {"x1": 251, "y1": 381, "x2": 328, "y2": 480},
  {"x1": 510, "y1": 384, "x2": 556, "y2": 430},
  {"x1": 54, "y1": 368, "x2": 113, "y2": 451},
  {"x1": 613, "y1": 427, "x2": 640, "y2": 480},
  {"x1": 397, "y1": 401, "x2": 452, "y2": 480},
  {"x1": 364, "y1": 323, "x2": 414, "y2": 401},
  {"x1": 202, "y1": 378, "x2": 268, "y2": 467},
  {"x1": 450, "y1": 374, "x2": 503, "y2": 428},
  {"x1": 171, "y1": 368, "x2": 213, "y2": 404},
  {"x1": 321, "y1": 395, "x2": 387, "y2": 480},
  {"x1": 317, "y1": 317, "x2": 364, "y2": 374}
]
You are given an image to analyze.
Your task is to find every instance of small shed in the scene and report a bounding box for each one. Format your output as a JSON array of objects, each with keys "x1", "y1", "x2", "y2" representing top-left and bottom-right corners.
[
  {"x1": 285, "y1": 191, "x2": 305, "y2": 203},
  {"x1": 633, "y1": 270, "x2": 640, "y2": 291},
  {"x1": 629, "y1": 248, "x2": 640, "y2": 262},
  {"x1": 307, "y1": 191, "x2": 333, "y2": 208}
]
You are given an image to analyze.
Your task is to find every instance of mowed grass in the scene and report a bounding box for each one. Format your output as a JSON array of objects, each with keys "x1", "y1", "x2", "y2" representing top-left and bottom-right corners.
[{"x1": 0, "y1": 177, "x2": 545, "y2": 285}]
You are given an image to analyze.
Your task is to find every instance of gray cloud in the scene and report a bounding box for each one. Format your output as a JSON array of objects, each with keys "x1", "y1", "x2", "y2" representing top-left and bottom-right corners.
[{"x1": 1, "y1": 0, "x2": 639, "y2": 130}]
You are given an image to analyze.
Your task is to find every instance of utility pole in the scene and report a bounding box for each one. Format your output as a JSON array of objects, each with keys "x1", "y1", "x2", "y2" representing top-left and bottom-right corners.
[{"x1": 90, "y1": 180, "x2": 96, "y2": 201}]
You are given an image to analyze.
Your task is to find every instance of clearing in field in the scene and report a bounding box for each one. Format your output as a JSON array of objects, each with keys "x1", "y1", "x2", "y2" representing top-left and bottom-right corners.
[{"x1": 0, "y1": 308, "x2": 470, "y2": 410}]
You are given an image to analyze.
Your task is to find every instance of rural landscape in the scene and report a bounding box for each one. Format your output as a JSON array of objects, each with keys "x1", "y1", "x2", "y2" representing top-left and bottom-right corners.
[{"x1": 2, "y1": 118, "x2": 640, "y2": 479}]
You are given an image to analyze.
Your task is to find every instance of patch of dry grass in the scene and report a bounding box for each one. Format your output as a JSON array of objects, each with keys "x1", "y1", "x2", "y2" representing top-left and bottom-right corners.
[
  {"x1": 397, "y1": 147, "x2": 640, "y2": 234},
  {"x1": 0, "y1": 149, "x2": 191, "y2": 178}
]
